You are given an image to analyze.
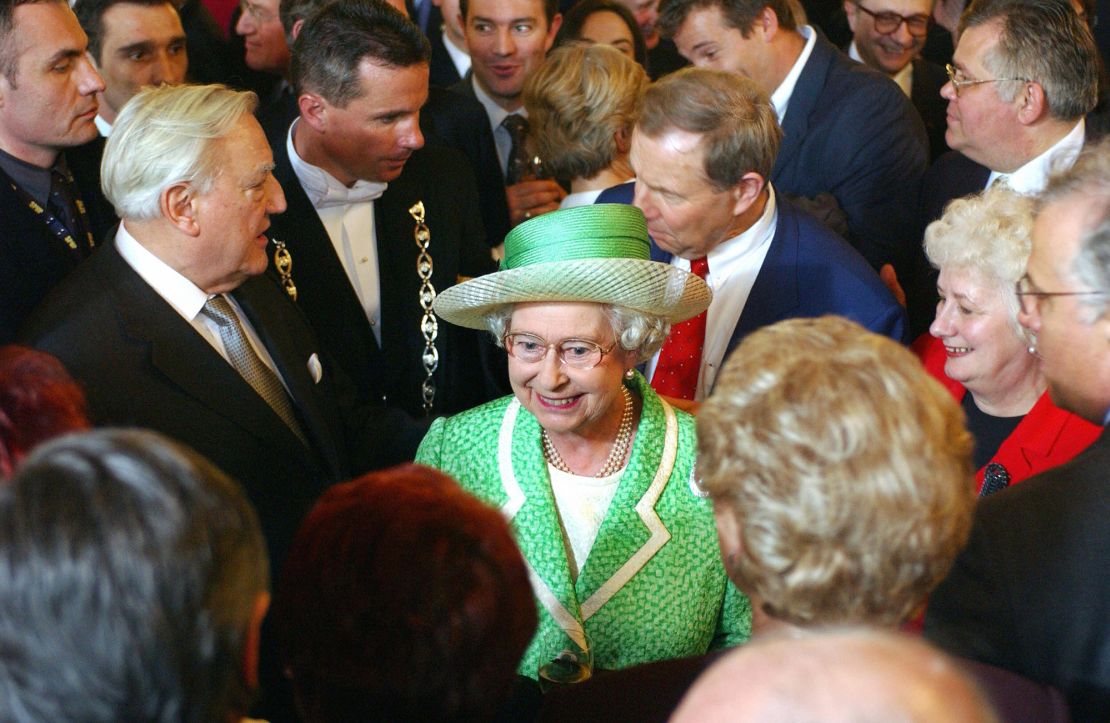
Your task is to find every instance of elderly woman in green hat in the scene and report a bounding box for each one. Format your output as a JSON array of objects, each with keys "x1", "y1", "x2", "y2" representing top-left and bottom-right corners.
[{"x1": 416, "y1": 204, "x2": 750, "y2": 682}]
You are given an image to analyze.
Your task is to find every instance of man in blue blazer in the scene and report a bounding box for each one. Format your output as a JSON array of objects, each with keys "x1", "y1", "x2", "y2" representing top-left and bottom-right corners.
[
  {"x1": 601, "y1": 67, "x2": 904, "y2": 401},
  {"x1": 657, "y1": 0, "x2": 927, "y2": 273}
]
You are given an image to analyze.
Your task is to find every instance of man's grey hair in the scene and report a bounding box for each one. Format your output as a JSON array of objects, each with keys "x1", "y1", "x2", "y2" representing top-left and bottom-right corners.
[
  {"x1": 960, "y1": 0, "x2": 1099, "y2": 121},
  {"x1": 1038, "y1": 137, "x2": 1110, "y2": 322},
  {"x1": 101, "y1": 83, "x2": 257, "y2": 220},
  {"x1": 0, "y1": 428, "x2": 269, "y2": 723}
]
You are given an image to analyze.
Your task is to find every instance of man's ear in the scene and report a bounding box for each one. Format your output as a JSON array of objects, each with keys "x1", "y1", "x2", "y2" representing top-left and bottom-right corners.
[
  {"x1": 1016, "y1": 81, "x2": 1049, "y2": 126},
  {"x1": 843, "y1": 0, "x2": 859, "y2": 33},
  {"x1": 291, "y1": 17, "x2": 305, "y2": 40},
  {"x1": 729, "y1": 172, "x2": 767, "y2": 217},
  {"x1": 753, "y1": 5, "x2": 780, "y2": 41},
  {"x1": 298, "y1": 92, "x2": 329, "y2": 132},
  {"x1": 544, "y1": 13, "x2": 563, "y2": 51},
  {"x1": 162, "y1": 182, "x2": 200, "y2": 236},
  {"x1": 242, "y1": 592, "x2": 271, "y2": 691}
]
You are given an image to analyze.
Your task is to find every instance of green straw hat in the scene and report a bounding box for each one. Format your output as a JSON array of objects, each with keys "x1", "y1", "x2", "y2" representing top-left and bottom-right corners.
[{"x1": 433, "y1": 204, "x2": 712, "y2": 330}]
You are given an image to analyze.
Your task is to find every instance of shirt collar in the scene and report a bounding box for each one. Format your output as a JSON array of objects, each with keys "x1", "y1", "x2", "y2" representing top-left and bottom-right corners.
[
  {"x1": 471, "y1": 75, "x2": 522, "y2": 133},
  {"x1": 706, "y1": 183, "x2": 778, "y2": 269},
  {"x1": 94, "y1": 114, "x2": 113, "y2": 138},
  {"x1": 987, "y1": 118, "x2": 1086, "y2": 195},
  {"x1": 0, "y1": 145, "x2": 54, "y2": 204},
  {"x1": 114, "y1": 221, "x2": 211, "y2": 322},
  {"x1": 287, "y1": 119, "x2": 388, "y2": 209},
  {"x1": 771, "y1": 25, "x2": 818, "y2": 122}
]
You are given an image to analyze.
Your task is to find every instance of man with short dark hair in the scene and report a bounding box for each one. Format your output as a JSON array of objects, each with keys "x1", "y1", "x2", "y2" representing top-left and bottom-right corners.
[
  {"x1": 926, "y1": 139, "x2": 1110, "y2": 721},
  {"x1": 657, "y1": 0, "x2": 928, "y2": 274},
  {"x1": 601, "y1": 67, "x2": 904, "y2": 402},
  {"x1": 0, "y1": 428, "x2": 270, "y2": 723},
  {"x1": 453, "y1": 0, "x2": 566, "y2": 226},
  {"x1": 266, "y1": 0, "x2": 505, "y2": 419},
  {"x1": 0, "y1": 0, "x2": 116, "y2": 343},
  {"x1": 73, "y1": 0, "x2": 188, "y2": 136}
]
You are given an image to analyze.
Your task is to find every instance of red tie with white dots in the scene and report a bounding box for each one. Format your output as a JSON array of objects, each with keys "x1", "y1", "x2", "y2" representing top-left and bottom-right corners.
[{"x1": 651, "y1": 256, "x2": 709, "y2": 400}]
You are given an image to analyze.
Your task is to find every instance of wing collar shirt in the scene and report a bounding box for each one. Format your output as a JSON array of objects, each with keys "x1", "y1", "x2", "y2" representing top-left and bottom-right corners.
[
  {"x1": 986, "y1": 118, "x2": 1085, "y2": 194},
  {"x1": 287, "y1": 119, "x2": 388, "y2": 345},
  {"x1": 114, "y1": 221, "x2": 287, "y2": 386},
  {"x1": 645, "y1": 185, "x2": 779, "y2": 400},
  {"x1": 770, "y1": 24, "x2": 818, "y2": 122}
]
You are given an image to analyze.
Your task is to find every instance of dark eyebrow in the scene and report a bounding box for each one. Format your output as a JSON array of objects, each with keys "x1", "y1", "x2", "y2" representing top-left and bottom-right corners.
[
  {"x1": 45, "y1": 48, "x2": 83, "y2": 66},
  {"x1": 116, "y1": 41, "x2": 155, "y2": 56}
]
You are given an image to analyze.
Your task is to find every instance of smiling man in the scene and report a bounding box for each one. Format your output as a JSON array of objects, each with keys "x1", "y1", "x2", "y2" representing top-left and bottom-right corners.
[
  {"x1": 73, "y1": 0, "x2": 188, "y2": 136},
  {"x1": 0, "y1": 0, "x2": 117, "y2": 342},
  {"x1": 452, "y1": 0, "x2": 566, "y2": 226},
  {"x1": 844, "y1": 0, "x2": 949, "y2": 160},
  {"x1": 265, "y1": 0, "x2": 504, "y2": 419}
]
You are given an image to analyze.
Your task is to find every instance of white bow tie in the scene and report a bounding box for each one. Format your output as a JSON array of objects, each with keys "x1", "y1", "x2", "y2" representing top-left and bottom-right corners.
[{"x1": 309, "y1": 178, "x2": 387, "y2": 209}]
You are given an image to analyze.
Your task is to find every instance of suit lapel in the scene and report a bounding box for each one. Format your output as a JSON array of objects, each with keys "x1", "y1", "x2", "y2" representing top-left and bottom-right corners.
[
  {"x1": 773, "y1": 34, "x2": 832, "y2": 181},
  {"x1": 104, "y1": 245, "x2": 312, "y2": 457},
  {"x1": 497, "y1": 400, "x2": 586, "y2": 649},
  {"x1": 234, "y1": 277, "x2": 345, "y2": 478},
  {"x1": 729, "y1": 197, "x2": 800, "y2": 347},
  {"x1": 575, "y1": 379, "x2": 677, "y2": 619}
]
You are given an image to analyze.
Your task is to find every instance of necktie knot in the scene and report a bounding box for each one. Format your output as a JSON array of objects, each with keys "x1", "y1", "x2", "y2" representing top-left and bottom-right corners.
[
  {"x1": 501, "y1": 113, "x2": 529, "y2": 141},
  {"x1": 690, "y1": 256, "x2": 709, "y2": 279},
  {"x1": 202, "y1": 295, "x2": 236, "y2": 327}
]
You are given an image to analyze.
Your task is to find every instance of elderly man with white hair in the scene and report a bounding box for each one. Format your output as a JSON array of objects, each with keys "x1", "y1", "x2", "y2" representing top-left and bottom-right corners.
[{"x1": 21, "y1": 82, "x2": 427, "y2": 720}]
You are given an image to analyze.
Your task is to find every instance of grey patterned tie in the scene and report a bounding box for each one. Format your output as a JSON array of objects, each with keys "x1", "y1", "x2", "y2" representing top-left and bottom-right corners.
[{"x1": 202, "y1": 295, "x2": 309, "y2": 447}]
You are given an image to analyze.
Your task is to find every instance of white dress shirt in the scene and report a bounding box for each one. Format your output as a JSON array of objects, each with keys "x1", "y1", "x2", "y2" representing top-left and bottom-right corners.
[
  {"x1": 771, "y1": 25, "x2": 818, "y2": 122},
  {"x1": 442, "y1": 31, "x2": 471, "y2": 79},
  {"x1": 287, "y1": 120, "x2": 388, "y2": 345},
  {"x1": 94, "y1": 115, "x2": 113, "y2": 138},
  {"x1": 986, "y1": 119, "x2": 1086, "y2": 195},
  {"x1": 114, "y1": 222, "x2": 286, "y2": 382},
  {"x1": 646, "y1": 186, "x2": 779, "y2": 400}
]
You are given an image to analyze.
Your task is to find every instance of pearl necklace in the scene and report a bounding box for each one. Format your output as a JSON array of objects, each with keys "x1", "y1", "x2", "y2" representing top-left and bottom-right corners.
[{"x1": 542, "y1": 386, "x2": 634, "y2": 478}]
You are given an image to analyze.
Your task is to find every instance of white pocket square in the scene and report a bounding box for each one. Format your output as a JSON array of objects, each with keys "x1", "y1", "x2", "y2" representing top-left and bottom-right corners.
[{"x1": 307, "y1": 353, "x2": 323, "y2": 384}]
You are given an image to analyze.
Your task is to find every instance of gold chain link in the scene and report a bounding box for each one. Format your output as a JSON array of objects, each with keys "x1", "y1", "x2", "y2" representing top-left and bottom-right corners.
[{"x1": 409, "y1": 201, "x2": 438, "y2": 415}]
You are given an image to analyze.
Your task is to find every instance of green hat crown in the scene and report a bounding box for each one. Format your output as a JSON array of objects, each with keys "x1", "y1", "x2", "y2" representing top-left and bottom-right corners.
[{"x1": 501, "y1": 204, "x2": 651, "y2": 270}]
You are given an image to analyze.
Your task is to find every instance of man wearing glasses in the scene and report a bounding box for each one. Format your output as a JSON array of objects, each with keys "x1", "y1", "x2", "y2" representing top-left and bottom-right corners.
[
  {"x1": 908, "y1": 0, "x2": 1100, "y2": 337},
  {"x1": 656, "y1": 0, "x2": 928, "y2": 281},
  {"x1": 845, "y1": 0, "x2": 949, "y2": 161},
  {"x1": 926, "y1": 140, "x2": 1110, "y2": 722}
]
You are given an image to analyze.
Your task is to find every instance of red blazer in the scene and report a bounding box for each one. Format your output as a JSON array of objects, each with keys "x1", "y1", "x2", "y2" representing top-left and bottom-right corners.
[{"x1": 913, "y1": 334, "x2": 1102, "y2": 493}]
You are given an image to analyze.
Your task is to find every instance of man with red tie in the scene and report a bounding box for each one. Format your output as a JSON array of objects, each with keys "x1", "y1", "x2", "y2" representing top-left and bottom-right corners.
[{"x1": 608, "y1": 67, "x2": 905, "y2": 402}]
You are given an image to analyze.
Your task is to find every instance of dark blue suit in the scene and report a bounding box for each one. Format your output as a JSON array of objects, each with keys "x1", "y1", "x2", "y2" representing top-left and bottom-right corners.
[
  {"x1": 773, "y1": 34, "x2": 928, "y2": 272},
  {"x1": 596, "y1": 183, "x2": 906, "y2": 361}
]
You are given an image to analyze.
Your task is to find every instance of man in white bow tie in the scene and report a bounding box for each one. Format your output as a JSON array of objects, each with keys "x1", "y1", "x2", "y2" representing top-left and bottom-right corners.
[
  {"x1": 23, "y1": 80, "x2": 431, "y2": 720},
  {"x1": 265, "y1": 0, "x2": 507, "y2": 421}
]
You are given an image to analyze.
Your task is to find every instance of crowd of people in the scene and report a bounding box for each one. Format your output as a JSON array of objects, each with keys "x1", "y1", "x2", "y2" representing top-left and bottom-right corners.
[{"x1": 0, "y1": 0, "x2": 1108, "y2": 719}]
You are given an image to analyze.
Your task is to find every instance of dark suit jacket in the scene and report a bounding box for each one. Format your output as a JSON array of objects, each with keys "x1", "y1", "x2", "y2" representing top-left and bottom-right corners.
[
  {"x1": 596, "y1": 183, "x2": 906, "y2": 353},
  {"x1": 429, "y1": 32, "x2": 463, "y2": 88},
  {"x1": 926, "y1": 427, "x2": 1110, "y2": 722},
  {"x1": 264, "y1": 118, "x2": 506, "y2": 420},
  {"x1": 912, "y1": 57, "x2": 951, "y2": 163},
  {"x1": 1, "y1": 139, "x2": 117, "y2": 343},
  {"x1": 772, "y1": 33, "x2": 928, "y2": 272},
  {"x1": 21, "y1": 239, "x2": 352, "y2": 574}
]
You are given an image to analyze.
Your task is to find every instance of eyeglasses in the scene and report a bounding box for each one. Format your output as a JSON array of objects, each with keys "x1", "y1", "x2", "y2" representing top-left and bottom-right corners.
[
  {"x1": 239, "y1": 0, "x2": 276, "y2": 23},
  {"x1": 945, "y1": 64, "x2": 1030, "y2": 96},
  {"x1": 854, "y1": 4, "x2": 931, "y2": 36},
  {"x1": 503, "y1": 333, "x2": 615, "y2": 369},
  {"x1": 1014, "y1": 273, "x2": 1106, "y2": 315}
]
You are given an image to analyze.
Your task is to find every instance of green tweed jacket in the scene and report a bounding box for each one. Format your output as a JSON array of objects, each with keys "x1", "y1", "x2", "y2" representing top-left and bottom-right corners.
[{"x1": 416, "y1": 373, "x2": 751, "y2": 678}]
